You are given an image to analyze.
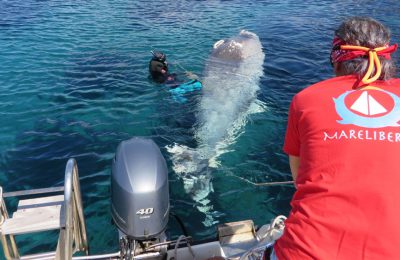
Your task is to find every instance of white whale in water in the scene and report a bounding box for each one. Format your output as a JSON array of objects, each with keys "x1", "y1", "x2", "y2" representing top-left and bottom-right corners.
[{"x1": 167, "y1": 30, "x2": 266, "y2": 225}]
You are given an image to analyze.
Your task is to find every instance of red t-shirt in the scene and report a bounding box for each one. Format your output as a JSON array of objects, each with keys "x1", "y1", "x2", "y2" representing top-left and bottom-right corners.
[{"x1": 274, "y1": 75, "x2": 400, "y2": 259}]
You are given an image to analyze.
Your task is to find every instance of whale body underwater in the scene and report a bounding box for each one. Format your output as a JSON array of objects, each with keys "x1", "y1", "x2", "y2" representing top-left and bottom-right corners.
[{"x1": 167, "y1": 30, "x2": 266, "y2": 225}]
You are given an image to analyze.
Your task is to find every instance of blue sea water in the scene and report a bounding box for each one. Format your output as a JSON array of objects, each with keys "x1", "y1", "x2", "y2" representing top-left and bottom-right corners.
[{"x1": 1, "y1": 0, "x2": 400, "y2": 256}]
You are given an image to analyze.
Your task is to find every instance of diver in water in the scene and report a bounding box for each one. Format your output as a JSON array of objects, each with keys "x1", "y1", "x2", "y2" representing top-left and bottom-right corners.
[
  {"x1": 149, "y1": 50, "x2": 202, "y2": 102},
  {"x1": 149, "y1": 51, "x2": 178, "y2": 85}
]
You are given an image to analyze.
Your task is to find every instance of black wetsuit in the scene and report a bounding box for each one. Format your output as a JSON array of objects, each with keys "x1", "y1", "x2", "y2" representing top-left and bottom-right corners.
[
  {"x1": 149, "y1": 59, "x2": 182, "y2": 88},
  {"x1": 149, "y1": 59, "x2": 169, "y2": 83}
]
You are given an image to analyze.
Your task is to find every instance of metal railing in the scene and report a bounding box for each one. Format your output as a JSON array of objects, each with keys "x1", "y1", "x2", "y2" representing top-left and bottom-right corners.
[
  {"x1": 0, "y1": 158, "x2": 89, "y2": 260},
  {"x1": 56, "y1": 158, "x2": 89, "y2": 259},
  {"x1": 0, "y1": 186, "x2": 20, "y2": 259}
]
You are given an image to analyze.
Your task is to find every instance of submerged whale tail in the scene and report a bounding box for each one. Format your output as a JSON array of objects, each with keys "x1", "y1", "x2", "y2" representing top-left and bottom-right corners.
[
  {"x1": 166, "y1": 143, "x2": 209, "y2": 174},
  {"x1": 166, "y1": 143, "x2": 218, "y2": 226}
]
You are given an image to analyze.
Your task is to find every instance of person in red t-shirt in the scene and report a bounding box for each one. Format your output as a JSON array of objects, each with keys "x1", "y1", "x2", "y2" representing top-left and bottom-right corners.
[{"x1": 273, "y1": 17, "x2": 400, "y2": 259}]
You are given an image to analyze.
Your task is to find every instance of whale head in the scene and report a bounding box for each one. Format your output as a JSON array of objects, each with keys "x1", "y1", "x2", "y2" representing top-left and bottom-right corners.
[{"x1": 211, "y1": 30, "x2": 263, "y2": 61}]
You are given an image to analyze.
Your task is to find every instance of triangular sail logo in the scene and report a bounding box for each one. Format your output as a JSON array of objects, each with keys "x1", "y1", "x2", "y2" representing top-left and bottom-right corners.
[
  {"x1": 350, "y1": 91, "x2": 387, "y2": 116},
  {"x1": 334, "y1": 87, "x2": 400, "y2": 128}
]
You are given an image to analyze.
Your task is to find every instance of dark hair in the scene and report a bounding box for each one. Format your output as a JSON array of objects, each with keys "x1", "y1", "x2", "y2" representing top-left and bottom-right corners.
[
  {"x1": 334, "y1": 17, "x2": 396, "y2": 80},
  {"x1": 151, "y1": 51, "x2": 166, "y2": 62}
]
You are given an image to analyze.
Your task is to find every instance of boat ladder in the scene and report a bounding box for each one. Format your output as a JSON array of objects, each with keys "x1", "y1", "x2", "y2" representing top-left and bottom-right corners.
[{"x1": 0, "y1": 158, "x2": 89, "y2": 260}]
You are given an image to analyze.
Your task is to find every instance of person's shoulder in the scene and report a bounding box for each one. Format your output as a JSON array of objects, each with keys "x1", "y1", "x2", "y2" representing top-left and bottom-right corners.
[
  {"x1": 382, "y1": 78, "x2": 400, "y2": 86},
  {"x1": 305, "y1": 75, "x2": 355, "y2": 91},
  {"x1": 296, "y1": 75, "x2": 356, "y2": 97},
  {"x1": 291, "y1": 76, "x2": 357, "y2": 108}
]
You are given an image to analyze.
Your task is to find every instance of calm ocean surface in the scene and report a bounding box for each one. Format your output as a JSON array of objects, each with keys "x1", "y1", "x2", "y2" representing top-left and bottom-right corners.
[{"x1": 1, "y1": 0, "x2": 400, "y2": 256}]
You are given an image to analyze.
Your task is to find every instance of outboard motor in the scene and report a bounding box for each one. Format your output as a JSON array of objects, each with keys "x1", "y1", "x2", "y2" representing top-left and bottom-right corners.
[{"x1": 111, "y1": 137, "x2": 169, "y2": 259}]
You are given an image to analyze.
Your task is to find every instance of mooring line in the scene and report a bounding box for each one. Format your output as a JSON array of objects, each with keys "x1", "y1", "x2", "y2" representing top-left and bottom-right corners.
[{"x1": 231, "y1": 174, "x2": 294, "y2": 186}]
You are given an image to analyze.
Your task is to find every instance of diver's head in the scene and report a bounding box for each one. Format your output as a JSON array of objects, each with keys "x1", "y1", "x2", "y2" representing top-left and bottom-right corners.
[
  {"x1": 149, "y1": 51, "x2": 169, "y2": 83},
  {"x1": 151, "y1": 51, "x2": 167, "y2": 63}
]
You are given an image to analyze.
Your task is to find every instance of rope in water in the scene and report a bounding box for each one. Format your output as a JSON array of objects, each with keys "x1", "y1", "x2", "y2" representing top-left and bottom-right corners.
[{"x1": 231, "y1": 174, "x2": 294, "y2": 186}]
